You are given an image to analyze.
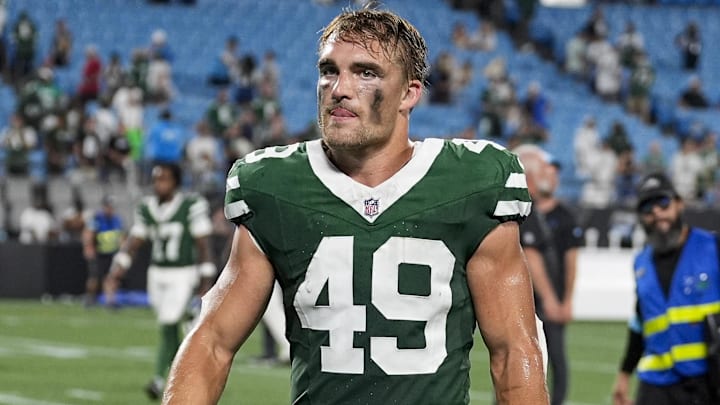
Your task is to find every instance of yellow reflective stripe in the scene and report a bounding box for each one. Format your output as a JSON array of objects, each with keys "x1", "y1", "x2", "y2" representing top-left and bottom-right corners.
[
  {"x1": 638, "y1": 343, "x2": 708, "y2": 372},
  {"x1": 643, "y1": 301, "x2": 720, "y2": 337},
  {"x1": 670, "y1": 302, "x2": 720, "y2": 323},
  {"x1": 644, "y1": 314, "x2": 668, "y2": 336}
]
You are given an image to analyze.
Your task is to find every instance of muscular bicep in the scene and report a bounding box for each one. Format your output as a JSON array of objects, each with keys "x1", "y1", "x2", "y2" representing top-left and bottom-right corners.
[
  {"x1": 195, "y1": 225, "x2": 275, "y2": 353},
  {"x1": 467, "y1": 221, "x2": 538, "y2": 353}
]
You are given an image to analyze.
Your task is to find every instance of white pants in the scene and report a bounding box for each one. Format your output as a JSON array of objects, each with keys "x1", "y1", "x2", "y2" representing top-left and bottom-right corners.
[{"x1": 147, "y1": 266, "x2": 199, "y2": 324}]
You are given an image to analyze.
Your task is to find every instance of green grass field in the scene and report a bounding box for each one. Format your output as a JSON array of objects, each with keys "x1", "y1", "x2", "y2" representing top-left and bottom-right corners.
[{"x1": 0, "y1": 299, "x2": 634, "y2": 405}]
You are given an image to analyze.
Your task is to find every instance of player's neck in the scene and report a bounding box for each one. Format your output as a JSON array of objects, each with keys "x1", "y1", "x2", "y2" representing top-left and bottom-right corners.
[{"x1": 323, "y1": 137, "x2": 415, "y2": 188}]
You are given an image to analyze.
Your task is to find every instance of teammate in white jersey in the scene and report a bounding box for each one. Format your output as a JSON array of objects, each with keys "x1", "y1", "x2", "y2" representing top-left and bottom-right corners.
[{"x1": 164, "y1": 7, "x2": 548, "y2": 405}]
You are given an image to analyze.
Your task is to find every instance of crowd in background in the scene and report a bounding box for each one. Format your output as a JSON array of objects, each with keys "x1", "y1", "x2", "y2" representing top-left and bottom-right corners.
[{"x1": 2, "y1": 0, "x2": 720, "y2": 244}]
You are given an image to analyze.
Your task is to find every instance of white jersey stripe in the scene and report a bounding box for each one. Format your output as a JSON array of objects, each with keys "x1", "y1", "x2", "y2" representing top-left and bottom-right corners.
[
  {"x1": 226, "y1": 175, "x2": 240, "y2": 191},
  {"x1": 504, "y1": 173, "x2": 527, "y2": 189},
  {"x1": 493, "y1": 200, "x2": 532, "y2": 217},
  {"x1": 224, "y1": 200, "x2": 250, "y2": 220}
]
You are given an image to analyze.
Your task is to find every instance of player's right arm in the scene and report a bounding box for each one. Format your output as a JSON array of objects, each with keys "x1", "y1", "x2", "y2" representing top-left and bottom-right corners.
[{"x1": 162, "y1": 224, "x2": 275, "y2": 405}]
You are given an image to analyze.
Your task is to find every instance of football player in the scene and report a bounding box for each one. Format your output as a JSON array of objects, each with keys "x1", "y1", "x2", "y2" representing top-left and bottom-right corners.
[
  {"x1": 164, "y1": 7, "x2": 547, "y2": 405},
  {"x1": 104, "y1": 162, "x2": 216, "y2": 400}
]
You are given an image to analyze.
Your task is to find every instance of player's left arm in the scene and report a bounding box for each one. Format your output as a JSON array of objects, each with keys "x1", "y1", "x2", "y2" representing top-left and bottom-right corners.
[
  {"x1": 468, "y1": 221, "x2": 549, "y2": 405},
  {"x1": 194, "y1": 235, "x2": 215, "y2": 295}
]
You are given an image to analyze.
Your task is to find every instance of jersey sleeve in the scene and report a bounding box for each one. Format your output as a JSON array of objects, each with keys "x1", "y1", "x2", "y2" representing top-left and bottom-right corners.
[
  {"x1": 224, "y1": 159, "x2": 253, "y2": 224},
  {"x1": 129, "y1": 200, "x2": 149, "y2": 239},
  {"x1": 487, "y1": 148, "x2": 532, "y2": 224},
  {"x1": 188, "y1": 196, "x2": 213, "y2": 238}
]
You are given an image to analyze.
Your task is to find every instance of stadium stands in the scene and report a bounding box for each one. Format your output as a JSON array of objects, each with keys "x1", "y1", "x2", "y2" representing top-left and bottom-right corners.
[{"x1": 1, "y1": 0, "x2": 719, "y2": 215}]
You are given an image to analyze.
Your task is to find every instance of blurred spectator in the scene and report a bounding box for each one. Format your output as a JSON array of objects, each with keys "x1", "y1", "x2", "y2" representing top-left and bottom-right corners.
[
  {"x1": 625, "y1": 52, "x2": 654, "y2": 122},
  {"x1": 259, "y1": 50, "x2": 280, "y2": 95},
  {"x1": 146, "y1": 51, "x2": 174, "y2": 104},
  {"x1": 605, "y1": 121, "x2": 633, "y2": 156},
  {"x1": 258, "y1": 113, "x2": 289, "y2": 148},
  {"x1": 205, "y1": 89, "x2": 238, "y2": 137},
  {"x1": 1, "y1": 113, "x2": 37, "y2": 175},
  {"x1": 48, "y1": 19, "x2": 73, "y2": 68},
  {"x1": 583, "y1": 7, "x2": 608, "y2": 41},
  {"x1": 11, "y1": 10, "x2": 37, "y2": 83},
  {"x1": 523, "y1": 80, "x2": 550, "y2": 129},
  {"x1": 148, "y1": 29, "x2": 173, "y2": 63},
  {"x1": 208, "y1": 35, "x2": 239, "y2": 86},
  {"x1": 102, "y1": 52, "x2": 126, "y2": 100},
  {"x1": 453, "y1": 60, "x2": 474, "y2": 92},
  {"x1": 573, "y1": 116, "x2": 599, "y2": 177},
  {"x1": 641, "y1": 140, "x2": 667, "y2": 175},
  {"x1": 94, "y1": 97, "x2": 119, "y2": 147},
  {"x1": 129, "y1": 48, "x2": 149, "y2": 94},
  {"x1": 616, "y1": 21, "x2": 644, "y2": 68},
  {"x1": 77, "y1": 45, "x2": 103, "y2": 105},
  {"x1": 82, "y1": 194, "x2": 123, "y2": 306},
  {"x1": 615, "y1": 148, "x2": 638, "y2": 207},
  {"x1": 678, "y1": 76, "x2": 709, "y2": 109},
  {"x1": 74, "y1": 116, "x2": 102, "y2": 180},
  {"x1": 428, "y1": 51, "x2": 455, "y2": 104},
  {"x1": 507, "y1": 113, "x2": 548, "y2": 147},
  {"x1": 580, "y1": 139, "x2": 617, "y2": 208},
  {"x1": 145, "y1": 109, "x2": 186, "y2": 165},
  {"x1": 59, "y1": 193, "x2": 88, "y2": 243},
  {"x1": 186, "y1": 120, "x2": 221, "y2": 192},
  {"x1": 17, "y1": 67, "x2": 64, "y2": 131},
  {"x1": 234, "y1": 54, "x2": 259, "y2": 106},
  {"x1": 44, "y1": 113, "x2": 73, "y2": 175},
  {"x1": 473, "y1": 20, "x2": 497, "y2": 51},
  {"x1": 18, "y1": 183, "x2": 57, "y2": 244},
  {"x1": 452, "y1": 22, "x2": 472, "y2": 49},
  {"x1": 675, "y1": 22, "x2": 701, "y2": 71},
  {"x1": 593, "y1": 43, "x2": 621, "y2": 102},
  {"x1": 112, "y1": 82, "x2": 144, "y2": 161},
  {"x1": 670, "y1": 137, "x2": 704, "y2": 203},
  {"x1": 224, "y1": 119, "x2": 255, "y2": 168},
  {"x1": 253, "y1": 80, "x2": 281, "y2": 127},
  {"x1": 103, "y1": 131, "x2": 132, "y2": 182},
  {"x1": 564, "y1": 31, "x2": 588, "y2": 79},
  {"x1": 696, "y1": 132, "x2": 718, "y2": 201}
]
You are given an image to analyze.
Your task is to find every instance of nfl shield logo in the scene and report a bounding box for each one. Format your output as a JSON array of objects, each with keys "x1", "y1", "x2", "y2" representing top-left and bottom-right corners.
[{"x1": 364, "y1": 198, "x2": 380, "y2": 218}]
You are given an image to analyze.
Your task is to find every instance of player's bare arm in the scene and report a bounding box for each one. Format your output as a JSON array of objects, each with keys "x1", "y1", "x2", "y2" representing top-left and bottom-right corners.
[
  {"x1": 193, "y1": 234, "x2": 216, "y2": 295},
  {"x1": 467, "y1": 221, "x2": 549, "y2": 404},
  {"x1": 103, "y1": 235, "x2": 145, "y2": 305},
  {"x1": 163, "y1": 224, "x2": 275, "y2": 405}
]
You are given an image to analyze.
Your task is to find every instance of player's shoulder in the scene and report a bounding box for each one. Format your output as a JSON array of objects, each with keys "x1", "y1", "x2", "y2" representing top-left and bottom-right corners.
[
  {"x1": 227, "y1": 141, "x2": 308, "y2": 181},
  {"x1": 433, "y1": 138, "x2": 524, "y2": 185}
]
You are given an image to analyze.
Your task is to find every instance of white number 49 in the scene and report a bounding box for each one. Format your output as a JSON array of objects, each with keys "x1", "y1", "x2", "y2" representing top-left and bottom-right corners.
[{"x1": 293, "y1": 236, "x2": 455, "y2": 375}]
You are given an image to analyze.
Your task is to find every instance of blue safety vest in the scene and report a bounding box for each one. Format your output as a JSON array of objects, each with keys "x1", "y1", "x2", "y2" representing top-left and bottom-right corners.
[{"x1": 634, "y1": 228, "x2": 720, "y2": 385}]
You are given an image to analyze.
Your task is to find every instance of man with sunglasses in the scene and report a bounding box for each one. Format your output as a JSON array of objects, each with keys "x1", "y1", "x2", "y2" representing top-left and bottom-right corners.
[{"x1": 612, "y1": 172, "x2": 720, "y2": 405}]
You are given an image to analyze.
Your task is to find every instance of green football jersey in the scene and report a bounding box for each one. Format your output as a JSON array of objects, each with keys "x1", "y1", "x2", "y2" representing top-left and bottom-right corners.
[
  {"x1": 224, "y1": 139, "x2": 531, "y2": 405},
  {"x1": 131, "y1": 193, "x2": 212, "y2": 268}
]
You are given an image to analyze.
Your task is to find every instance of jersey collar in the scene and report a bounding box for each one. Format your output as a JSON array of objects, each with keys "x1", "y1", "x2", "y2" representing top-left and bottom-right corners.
[{"x1": 306, "y1": 138, "x2": 444, "y2": 224}]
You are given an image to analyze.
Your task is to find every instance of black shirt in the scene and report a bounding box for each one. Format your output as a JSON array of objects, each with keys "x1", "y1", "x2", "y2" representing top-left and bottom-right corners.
[{"x1": 520, "y1": 202, "x2": 583, "y2": 300}]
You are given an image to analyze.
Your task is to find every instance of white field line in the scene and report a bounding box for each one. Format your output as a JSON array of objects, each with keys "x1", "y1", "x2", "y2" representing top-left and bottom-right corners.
[
  {"x1": 0, "y1": 393, "x2": 74, "y2": 405},
  {"x1": 66, "y1": 389, "x2": 103, "y2": 402},
  {"x1": 0, "y1": 336, "x2": 153, "y2": 360}
]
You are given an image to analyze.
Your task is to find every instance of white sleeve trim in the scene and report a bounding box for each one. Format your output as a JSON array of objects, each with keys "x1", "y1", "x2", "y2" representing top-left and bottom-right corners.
[
  {"x1": 493, "y1": 200, "x2": 532, "y2": 217},
  {"x1": 504, "y1": 172, "x2": 528, "y2": 189},
  {"x1": 225, "y1": 200, "x2": 250, "y2": 221}
]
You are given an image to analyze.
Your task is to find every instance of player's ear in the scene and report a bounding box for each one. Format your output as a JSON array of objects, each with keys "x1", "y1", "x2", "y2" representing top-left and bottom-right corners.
[{"x1": 399, "y1": 79, "x2": 423, "y2": 112}]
